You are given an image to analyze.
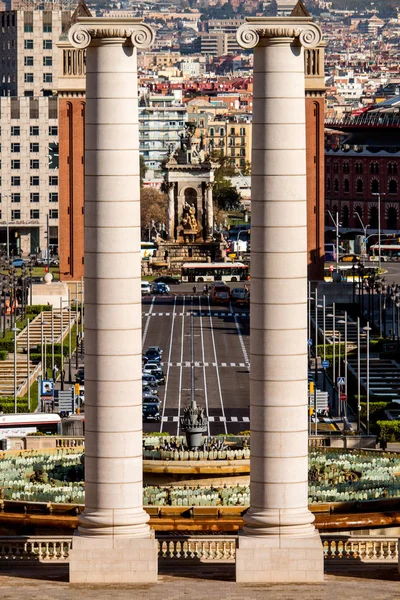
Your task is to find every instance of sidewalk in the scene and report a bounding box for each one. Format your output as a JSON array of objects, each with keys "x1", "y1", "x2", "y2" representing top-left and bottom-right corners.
[{"x1": 0, "y1": 563, "x2": 400, "y2": 600}]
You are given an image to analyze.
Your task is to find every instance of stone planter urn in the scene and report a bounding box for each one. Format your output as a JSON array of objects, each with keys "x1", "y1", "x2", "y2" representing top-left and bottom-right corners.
[{"x1": 180, "y1": 399, "x2": 208, "y2": 450}]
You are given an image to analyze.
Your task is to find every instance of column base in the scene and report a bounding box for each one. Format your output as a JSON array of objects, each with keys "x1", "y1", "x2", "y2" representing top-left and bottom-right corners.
[
  {"x1": 69, "y1": 534, "x2": 158, "y2": 584},
  {"x1": 236, "y1": 531, "x2": 324, "y2": 583}
]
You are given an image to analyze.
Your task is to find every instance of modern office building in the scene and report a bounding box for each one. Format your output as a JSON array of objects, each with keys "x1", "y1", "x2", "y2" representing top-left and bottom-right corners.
[
  {"x1": 0, "y1": 95, "x2": 59, "y2": 255},
  {"x1": 0, "y1": 9, "x2": 69, "y2": 97},
  {"x1": 0, "y1": 8, "x2": 71, "y2": 257}
]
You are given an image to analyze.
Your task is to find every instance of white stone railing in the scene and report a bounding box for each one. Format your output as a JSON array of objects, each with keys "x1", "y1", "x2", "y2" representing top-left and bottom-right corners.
[
  {"x1": 157, "y1": 536, "x2": 237, "y2": 562},
  {"x1": 0, "y1": 537, "x2": 72, "y2": 563},
  {"x1": 0, "y1": 535, "x2": 397, "y2": 564},
  {"x1": 323, "y1": 536, "x2": 398, "y2": 562}
]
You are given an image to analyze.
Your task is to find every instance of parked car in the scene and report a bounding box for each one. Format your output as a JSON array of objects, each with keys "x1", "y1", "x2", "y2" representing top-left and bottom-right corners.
[
  {"x1": 143, "y1": 401, "x2": 161, "y2": 422},
  {"x1": 152, "y1": 282, "x2": 170, "y2": 295},
  {"x1": 12, "y1": 258, "x2": 24, "y2": 268},
  {"x1": 141, "y1": 281, "x2": 151, "y2": 295},
  {"x1": 153, "y1": 276, "x2": 181, "y2": 285},
  {"x1": 143, "y1": 364, "x2": 165, "y2": 384},
  {"x1": 231, "y1": 287, "x2": 250, "y2": 306},
  {"x1": 144, "y1": 347, "x2": 163, "y2": 363},
  {"x1": 75, "y1": 368, "x2": 84, "y2": 383},
  {"x1": 142, "y1": 374, "x2": 158, "y2": 390}
]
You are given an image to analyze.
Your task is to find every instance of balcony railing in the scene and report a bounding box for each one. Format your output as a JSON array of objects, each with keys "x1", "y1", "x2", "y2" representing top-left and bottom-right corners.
[{"x1": 0, "y1": 535, "x2": 397, "y2": 565}]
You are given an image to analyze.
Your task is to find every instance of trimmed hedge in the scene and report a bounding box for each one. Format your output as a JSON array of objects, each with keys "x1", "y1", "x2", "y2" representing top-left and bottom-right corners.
[
  {"x1": 360, "y1": 402, "x2": 390, "y2": 420},
  {"x1": 0, "y1": 401, "x2": 29, "y2": 413},
  {"x1": 376, "y1": 420, "x2": 400, "y2": 442},
  {"x1": 30, "y1": 353, "x2": 63, "y2": 371},
  {"x1": 0, "y1": 350, "x2": 7, "y2": 361},
  {"x1": 0, "y1": 340, "x2": 16, "y2": 353},
  {"x1": 25, "y1": 305, "x2": 52, "y2": 315}
]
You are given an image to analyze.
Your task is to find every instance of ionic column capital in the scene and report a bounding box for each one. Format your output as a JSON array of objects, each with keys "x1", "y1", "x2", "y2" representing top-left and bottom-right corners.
[
  {"x1": 68, "y1": 17, "x2": 155, "y2": 49},
  {"x1": 236, "y1": 17, "x2": 322, "y2": 49}
]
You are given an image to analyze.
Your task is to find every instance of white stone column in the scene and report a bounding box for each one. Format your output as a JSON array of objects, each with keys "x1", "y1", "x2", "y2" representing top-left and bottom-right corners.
[
  {"x1": 167, "y1": 182, "x2": 175, "y2": 240},
  {"x1": 68, "y1": 18, "x2": 157, "y2": 584},
  {"x1": 206, "y1": 182, "x2": 214, "y2": 240},
  {"x1": 235, "y1": 17, "x2": 324, "y2": 583}
]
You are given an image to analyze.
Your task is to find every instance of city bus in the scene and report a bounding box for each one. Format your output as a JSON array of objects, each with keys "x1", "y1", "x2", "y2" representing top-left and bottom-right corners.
[
  {"x1": 323, "y1": 264, "x2": 378, "y2": 282},
  {"x1": 141, "y1": 242, "x2": 157, "y2": 260},
  {"x1": 0, "y1": 413, "x2": 61, "y2": 438},
  {"x1": 369, "y1": 243, "x2": 400, "y2": 261},
  {"x1": 181, "y1": 262, "x2": 249, "y2": 283}
]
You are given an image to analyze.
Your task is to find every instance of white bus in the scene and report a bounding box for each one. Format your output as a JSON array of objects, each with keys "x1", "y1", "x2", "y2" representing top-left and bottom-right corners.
[
  {"x1": 0, "y1": 413, "x2": 61, "y2": 438},
  {"x1": 181, "y1": 262, "x2": 249, "y2": 283}
]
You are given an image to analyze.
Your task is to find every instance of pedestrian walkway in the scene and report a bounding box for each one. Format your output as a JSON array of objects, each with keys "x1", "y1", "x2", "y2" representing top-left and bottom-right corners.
[
  {"x1": 0, "y1": 563, "x2": 400, "y2": 600},
  {"x1": 348, "y1": 357, "x2": 400, "y2": 402},
  {"x1": 17, "y1": 309, "x2": 77, "y2": 350}
]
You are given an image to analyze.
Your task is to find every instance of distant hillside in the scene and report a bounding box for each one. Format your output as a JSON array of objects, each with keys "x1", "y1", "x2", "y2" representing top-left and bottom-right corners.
[{"x1": 331, "y1": 0, "x2": 398, "y2": 16}]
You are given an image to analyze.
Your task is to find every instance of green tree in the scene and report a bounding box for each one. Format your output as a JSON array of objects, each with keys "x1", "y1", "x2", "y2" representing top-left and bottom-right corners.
[
  {"x1": 140, "y1": 187, "x2": 168, "y2": 232},
  {"x1": 140, "y1": 155, "x2": 147, "y2": 186},
  {"x1": 211, "y1": 151, "x2": 242, "y2": 211}
]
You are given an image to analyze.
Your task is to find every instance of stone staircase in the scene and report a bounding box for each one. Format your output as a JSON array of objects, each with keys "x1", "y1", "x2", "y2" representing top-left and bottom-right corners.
[
  {"x1": 17, "y1": 309, "x2": 76, "y2": 350},
  {"x1": 0, "y1": 357, "x2": 40, "y2": 397}
]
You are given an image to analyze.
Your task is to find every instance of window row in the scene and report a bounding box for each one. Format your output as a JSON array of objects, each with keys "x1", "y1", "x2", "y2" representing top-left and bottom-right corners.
[
  {"x1": 4, "y1": 209, "x2": 58, "y2": 220},
  {"x1": 9, "y1": 126, "x2": 57, "y2": 136},
  {"x1": 331, "y1": 162, "x2": 399, "y2": 175},
  {"x1": 24, "y1": 57, "x2": 53, "y2": 66},
  {"x1": 10, "y1": 176, "x2": 58, "y2": 186},
  {"x1": 24, "y1": 25, "x2": 52, "y2": 32},
  {"x1": 1, "y1": 193, "x2": 58, "y2": 202},
  {"x1": 327, "y1": 178, "x2": 398, "y2": 195},
  {"x1": 24, "y1": 73, "x2": 53, "y2": 83},
  {"x1": 24, "y1": 40, "x2": 52, "y2": 50}
]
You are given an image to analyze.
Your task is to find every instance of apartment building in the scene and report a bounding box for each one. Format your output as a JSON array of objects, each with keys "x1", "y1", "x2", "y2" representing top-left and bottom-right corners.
[
  {"x1": 0, "y1": 96, "x2": 59, "y2": 255},
  {"x1": 139, "y1": 93, "x2": 187, "y2": 179},
  {"x1": 0, "y1": 9, "x2": 69, "y2": 97}
]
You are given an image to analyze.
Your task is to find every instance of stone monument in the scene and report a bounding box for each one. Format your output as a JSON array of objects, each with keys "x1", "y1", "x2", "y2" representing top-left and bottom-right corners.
[
  {"x1": 152, "y1": 129, "x2": 225, "y2": 269},
  {"x1": 235, "y1": 12, "x2": 324, "y2": 584},
  {"x1": 67, "y1": 17, "x2": 158, "y2": 584}
]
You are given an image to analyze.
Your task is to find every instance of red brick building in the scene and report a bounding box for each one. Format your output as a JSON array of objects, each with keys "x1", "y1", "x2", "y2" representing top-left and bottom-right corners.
[{"x1": 325, "y1": 103, "x2": 400, "y2": 234}]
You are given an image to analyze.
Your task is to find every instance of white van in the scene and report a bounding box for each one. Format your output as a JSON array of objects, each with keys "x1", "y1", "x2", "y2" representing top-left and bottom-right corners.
[{"x1": 141, "y1": 281, "x2": 151, "y2": 295}]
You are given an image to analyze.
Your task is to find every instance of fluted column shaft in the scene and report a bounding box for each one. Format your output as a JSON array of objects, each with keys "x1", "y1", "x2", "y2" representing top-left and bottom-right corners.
[
  {"x1": 69, "y1": 20, "x2": 154, "y2": 539},
  {"x1": 237, "y1": 19, "x2": 322, "y2": 538}
]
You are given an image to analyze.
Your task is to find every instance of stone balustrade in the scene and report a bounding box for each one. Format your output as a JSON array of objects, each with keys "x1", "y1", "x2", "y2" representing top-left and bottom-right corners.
[
  {"x1": 0, "y1": 537, "x2": 72, "y2": 564},
  {"x1": 0, "y1": 535, "x2": 397, "y2": 565}
]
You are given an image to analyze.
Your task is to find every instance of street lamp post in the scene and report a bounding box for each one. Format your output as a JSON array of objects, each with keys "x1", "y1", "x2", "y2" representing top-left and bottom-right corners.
[
  {"x1": 322, "y1": 295, "x2": 327, "y2": 391},
  {"x1": 357, "y1": 316, "x2": 361, "y2": 434},
  {"x1": 355, "y1": 211, "x2": 369, "y2": 262},
  {"x1": 372, "y1": 192, "x2": 384, "y2": 272},
  {"x1": 68, "y1": 289, "x2": 72, "y2": 383},
  {"x1": 12, "y1": 324, "x2": 18, "y2": 413},
  {"x1": 364, "y1": 323, "x2": 371, "y2": 436},
  {"x1": 27, "y1": 316, "x2": 30, "y2": 412},
  {"x1": 338, "y1": 313, "x2": 348, "y2": 420}
]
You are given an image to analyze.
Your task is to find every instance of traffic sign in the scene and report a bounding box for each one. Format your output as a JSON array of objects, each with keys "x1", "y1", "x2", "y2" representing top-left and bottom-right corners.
[
  {"x1": 337, "y1": 376, "x2": 345, "y2": 385},
  {"x1": 340, "y1": 393, "x2": 347, "y2": 402},
  {"x1": 322, "y1": 360, "x2": 329, "y2": 369},
  {"x1": 307, "y1": 339, "x2": 313, "y2": 346}
]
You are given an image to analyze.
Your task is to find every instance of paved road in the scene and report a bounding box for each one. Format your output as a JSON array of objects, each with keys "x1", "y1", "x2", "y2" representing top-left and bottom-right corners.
[{"x1": 142, "y1": 294, "x2": 250, "y2": 436}]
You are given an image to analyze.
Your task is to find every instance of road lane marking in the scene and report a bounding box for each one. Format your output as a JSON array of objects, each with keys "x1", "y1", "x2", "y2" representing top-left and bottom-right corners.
[
  {"x1": 208, "y1": 296, "x2": 228, "y2": 435},
  {"x1": 231, "y1": 301, "x2": 250, "y2": 370},
  {"x1": 177, "y1": 295, "x2": 185, "y2": 436},
  {"x1": 142, "y1": 296, "x2": 155, "y2": 350},
  {"x1": 160, "y1": 295, "x2": 177, "y2": 432},
  {"x1": 199, "y1": 296, "x2": 211, "y2": 436}
]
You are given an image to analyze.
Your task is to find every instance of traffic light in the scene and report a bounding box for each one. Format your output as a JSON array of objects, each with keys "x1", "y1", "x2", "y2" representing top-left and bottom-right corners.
[{"x1": 309, "y1": 381, "x2": 314, "y2": 394}]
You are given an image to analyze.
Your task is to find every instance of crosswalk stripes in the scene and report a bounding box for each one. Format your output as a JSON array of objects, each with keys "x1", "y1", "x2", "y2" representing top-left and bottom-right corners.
[
  {"x1": 159, "y1": 361, "x2": 250, "y2": 368},
  {"x1": 142, "y1": 312, "x2": 249, "y2": 318},
  {"x1": 162, "y1": 415, "x2": 249, "y2": 423}
]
